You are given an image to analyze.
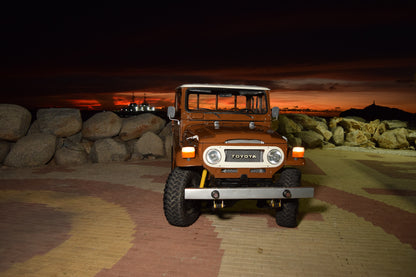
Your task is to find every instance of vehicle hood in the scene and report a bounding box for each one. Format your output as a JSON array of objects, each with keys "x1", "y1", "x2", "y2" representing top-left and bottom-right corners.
[{"x1": 183, "y1": 122, "x2": 286, "y2": 145}]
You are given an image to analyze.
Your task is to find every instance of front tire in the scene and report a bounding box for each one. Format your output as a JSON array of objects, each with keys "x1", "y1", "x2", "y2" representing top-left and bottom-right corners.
[
  {"x1": 163, "y1": 168, "x2": 201, "y2": 227},
  {"x1": 275, "y1": 168, "x2": 301, "y2": 228}
]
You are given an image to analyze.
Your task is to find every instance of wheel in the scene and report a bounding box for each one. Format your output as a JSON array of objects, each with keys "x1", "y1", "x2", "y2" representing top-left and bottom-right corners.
[
  {"x1": 163, "y1": 167, "x2": 201, "y2": 227},
  {"x1": 275, "y1": 168, "x2": 301, "y2": 228}
]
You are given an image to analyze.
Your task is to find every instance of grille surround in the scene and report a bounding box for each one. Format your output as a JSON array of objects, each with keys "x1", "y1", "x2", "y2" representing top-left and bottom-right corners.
[{"x1": 203, "y1": 145, "x2": 284, "y2": 168}]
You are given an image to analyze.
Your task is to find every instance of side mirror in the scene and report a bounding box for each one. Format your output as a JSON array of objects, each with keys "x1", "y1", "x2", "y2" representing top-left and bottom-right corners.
[
  {"x1": 272, "y1": 107, "x2": 279, "y2": 120},
  {"x1": 167, "y1": 106, "x2": 175, "y2": 120}
]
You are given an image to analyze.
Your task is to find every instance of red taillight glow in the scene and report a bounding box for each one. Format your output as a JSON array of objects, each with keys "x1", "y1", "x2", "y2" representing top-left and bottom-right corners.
[
  {"x1": 292, "y1": 147, "x2": 304, "y2": 158},
  {"x1": 182, "y1": 147, "x2": 195, "y2": 158}
]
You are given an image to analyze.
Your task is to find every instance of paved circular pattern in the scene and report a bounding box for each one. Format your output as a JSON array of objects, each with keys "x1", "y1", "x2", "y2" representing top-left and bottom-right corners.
[{"x1": 0, "y1": 179, "x2": 223, "y2": 277}]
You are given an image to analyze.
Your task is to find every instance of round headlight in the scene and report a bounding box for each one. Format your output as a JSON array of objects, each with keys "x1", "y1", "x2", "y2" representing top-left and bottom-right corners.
[
  {"x1": 206, "y1": 149, "x2": 221, "y2": 164},
  {"x1": 267, "y1": 149, "x2": 282, "y2": 165}
]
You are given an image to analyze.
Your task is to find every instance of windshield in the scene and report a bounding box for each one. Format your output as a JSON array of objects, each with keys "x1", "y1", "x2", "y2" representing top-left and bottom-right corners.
[{"x1": 186, "y1": 89, "x2": 268, "y2": 114}]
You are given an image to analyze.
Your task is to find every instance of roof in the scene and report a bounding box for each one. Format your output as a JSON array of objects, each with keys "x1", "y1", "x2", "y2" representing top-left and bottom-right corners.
[{"x1": 177, "y1": 84, "x2": 270, "y2": 91}]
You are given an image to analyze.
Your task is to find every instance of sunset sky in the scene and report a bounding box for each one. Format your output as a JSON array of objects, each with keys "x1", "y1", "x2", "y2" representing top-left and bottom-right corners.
[{"x1": 1, "y1": 2, "x2": 415, "y2": 113}]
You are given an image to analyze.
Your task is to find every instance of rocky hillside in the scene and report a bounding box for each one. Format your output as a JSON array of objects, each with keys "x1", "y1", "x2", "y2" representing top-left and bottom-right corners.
[{"x1": 340, "y1": 103, "x2": 416, "y2": 128}]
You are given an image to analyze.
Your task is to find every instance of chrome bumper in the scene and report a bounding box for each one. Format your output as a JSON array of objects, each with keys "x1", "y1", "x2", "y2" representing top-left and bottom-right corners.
[{"x1": 184, "y1": 187, "x2": 314, "y2": 200}]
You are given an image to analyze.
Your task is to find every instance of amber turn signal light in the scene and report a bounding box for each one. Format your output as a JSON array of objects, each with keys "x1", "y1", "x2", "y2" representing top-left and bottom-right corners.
[
  {"x1": 292, "y1": 147, "x2": 304, "y2": 158},
  {"x1": 182, "y1": 147, "x2": 196, "y2": 158}
]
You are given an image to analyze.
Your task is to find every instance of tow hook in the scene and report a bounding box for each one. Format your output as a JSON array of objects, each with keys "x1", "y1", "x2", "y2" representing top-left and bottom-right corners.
[{"x1": 213, "y1": 200, "x2": 224, "y2": 209}]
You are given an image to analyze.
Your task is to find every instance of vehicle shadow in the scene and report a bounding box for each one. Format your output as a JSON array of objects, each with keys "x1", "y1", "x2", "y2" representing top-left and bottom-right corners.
[{"x1": 200, "y1": 198, "x2": 328, "y2": 225}]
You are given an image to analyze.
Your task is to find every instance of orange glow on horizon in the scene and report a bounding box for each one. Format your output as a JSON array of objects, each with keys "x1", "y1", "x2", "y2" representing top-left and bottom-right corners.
[{"x1": 69, "y1": 99, "x2": 102, "y2": 110}]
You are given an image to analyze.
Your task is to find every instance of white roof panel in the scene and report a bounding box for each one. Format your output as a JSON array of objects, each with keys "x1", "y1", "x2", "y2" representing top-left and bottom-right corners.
[{"x1": 177, "y1": 84, "x2": 270, "y2": 91}]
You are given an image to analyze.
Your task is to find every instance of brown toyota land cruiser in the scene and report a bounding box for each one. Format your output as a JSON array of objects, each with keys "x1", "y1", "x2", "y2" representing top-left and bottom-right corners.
[{"x1": 163, "y1": 84, "x2": 314, "y2": 227}]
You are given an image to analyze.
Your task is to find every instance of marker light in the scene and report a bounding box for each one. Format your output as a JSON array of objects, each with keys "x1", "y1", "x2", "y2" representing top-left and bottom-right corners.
[
  {"x1": 182, "y1": 147, "x2": 195, "y2": 158},
  {"x1": 292, "y1": 147, "x2": 305, "y2": 158}
]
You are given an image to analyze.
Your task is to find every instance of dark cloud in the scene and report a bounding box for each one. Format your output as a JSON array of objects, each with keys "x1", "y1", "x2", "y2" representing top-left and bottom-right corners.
[{"x1": 0, "y1": 2, "x2": 415, "y2": 111}]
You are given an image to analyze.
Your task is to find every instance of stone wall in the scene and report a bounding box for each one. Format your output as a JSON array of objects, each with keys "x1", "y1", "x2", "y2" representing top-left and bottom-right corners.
[
  {"x1": 276, "y1": 114, "x2": 416, "y2": 150},
  {"x1": 1, "y1": 104, "x2": 415, "y2": 168},
  {"x1": 0, "y1": 104, "x2": 171, "y2": 167}
]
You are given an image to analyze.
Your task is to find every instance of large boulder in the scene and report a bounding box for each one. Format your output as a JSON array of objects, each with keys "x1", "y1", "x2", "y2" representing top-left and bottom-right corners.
[
  {"x1": 362, "y1": 119, "x2": 380, "y2": 139},
  {"x1": 82, "y1": 111, "x2": 122, "y2": 140},
  {"x1": 298, "y1": 130, "x2": 323, "y2": 148},
  {"x1": 376, "y1": 128, "x2": 409, "y2": 149},
  {"x1": 119, "y1": 113, "x2": 166, "y2": 141},
  {"x1": 339, "y1": 118, "x2": 364, "y2": 132},
  {"x1": 286, "y1": 133, "x2": 302, "y2": 147},
  {"x1": 331, "y1": 126, "x2": 345, "y2": 146},
  {"x1": 407, "y1": 130, "x2": 416, "y2": 145},
  {"x1": 54, "y1": 141, "x2": 88, "y2": 166},
  {"x1": 90, "y1": 138, "x2": 129, "y2": 163},
  {"x1": 35, "y1": 108, "x2": 82, "y2": 137},
  {"x1": 0, "y1": 140, "x2": 11, "y2": 163},
  {"x1": 277, "y1": 115, "x2": 302, "y2": 135},
  {"x1": 373, "y1": 122, "x2": 387, "y2": 141},
  {"x1": 4, "y1": 133, "x2": 56, "y2": 167},
  {"x1": 164, "y1": 135, "x2": 173, "y2": 160},
  {"x1": 134, "y1": 131, "x2": 165, "y2": 157},
  {"x1": 158, "y1": 123, "x2": 172, "y2": 139},
  {"x1": 286, "y1": 114, "x2": 318, "y2": 130},
  {"x1": 313, "y1": 121, "x2": 332, "y2": 141},
  {"x1": 0, "y1": 104, "x2": 32, "y2": 141},
  {"x1": 345, "y1": 130, "x2": 368, "y2": 146},
  {"x1": 328, "y1": 117, "x2": 342, "y2": 129},
  {"x1": 383, "y1": 120, "x2": 408, "y2": 130}
]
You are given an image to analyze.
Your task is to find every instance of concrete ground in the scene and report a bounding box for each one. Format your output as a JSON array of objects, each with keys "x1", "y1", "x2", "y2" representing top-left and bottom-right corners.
[{"x1": 0, "y1": 148, "x2": 415, "y2": 276}]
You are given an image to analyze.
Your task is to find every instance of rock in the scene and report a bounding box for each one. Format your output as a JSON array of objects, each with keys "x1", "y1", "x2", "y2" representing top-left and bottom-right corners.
[
  {"x1": 66, "y1": 132, "x2": 83, "y2": 144},
  {"x1": 286, "y1": 114, "x2": 318, "y2": 130},
  {"x1": 82, "y1": 112, "x2": 122, "y2": 140},
  {"x1": 286, "y1": 133, "x2": 302, "y2": 147},
  {"x1": 328, "y1": 117, "x2": 342, "y2": 129},
  {"x1": 407, "y1": 130, "x2": 416, "y2": 144},
  {"x1": 277, "y1": 115, "x2": 302, "y2": 135},
  {"x1": 119, "y1": 113, "x2": 166, "y2": 141},
  {"x1": 377, "y1": 128, "x2": 409, "y2": 149},
  {"x1": 345, "y1": 130, "x2": 368, "y2": 146},
  {"x1": 373, "y1": 122, "x2": 387, "y2": 141},
  {"x1": 383, "y1": 120, "x2": 408, "y2": 130},
  {"x1": 363, "y1": 119, "x2": 380, "y2": 135},
  {"x1": 164, "y1": 135, "x2": 173, "y2": 160},
  {"x1": 158, "y1": 123, "x2": 172, "y2": 139},
  {"x1": 344, "y1": 116, "x2": 366, "y2": 122},
  {"x1": 331, "y1": 126, "x2": 345, "y2": 146},
  {"x1": 0, "y1": 104, "x2": 32, "y2": 141},
  {"x1": 55, "y1": 142, "x2": 88, "y2": 165},
  {"x1": 90, "y1": 138, "x2": 129, "y2": 163},
  {"x1": 0, "y1": 140, "x2": 11, "y2": 163},
  {"x1": 298, "y1": 130, "x2": 323, "y2": 148},
  {"x1": 4, "y1": 133, "x2": 56, "y2": 167},
  {"x1": 339, "y1": 118, "x2": 364, "y2": 132},
  {"x1": 313, "y1": 121, "x2": 332, "y2": 141},
  {"x1": 134, "y1": 131, "x2": 165, "y2": 157},
  {"x1": 322, "y1": 141, "x2": 336, "y2": 149},
  {"x1": 81, "y1": 140, "x2": 94, "y2": 155},
  {"x1": 36, "y1": 108, "x2": 82, "y2": 137}
]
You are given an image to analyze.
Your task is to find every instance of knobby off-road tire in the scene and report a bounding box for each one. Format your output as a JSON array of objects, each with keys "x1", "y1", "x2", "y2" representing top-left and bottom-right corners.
[
  {"x1": 275, "y1": 168, "x2": 301, "y2": 228},
  {"x1": 163, "y1": 167, "x2": 201, "y2": 227}
]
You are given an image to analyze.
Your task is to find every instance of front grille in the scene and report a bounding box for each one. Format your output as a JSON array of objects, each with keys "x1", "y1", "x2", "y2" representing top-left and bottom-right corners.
[{"x1": 225, "y1": 149, "x2": 263, "y2": 162}]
